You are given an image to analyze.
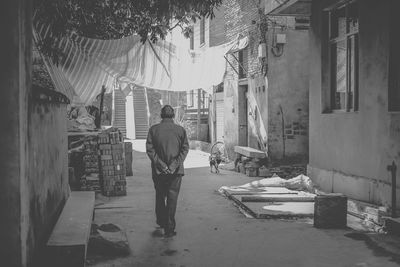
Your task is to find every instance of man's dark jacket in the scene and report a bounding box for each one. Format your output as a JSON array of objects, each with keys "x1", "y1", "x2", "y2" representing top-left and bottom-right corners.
[{"x1": 146, "y1": 118, "x2": 189, "y2": 176}]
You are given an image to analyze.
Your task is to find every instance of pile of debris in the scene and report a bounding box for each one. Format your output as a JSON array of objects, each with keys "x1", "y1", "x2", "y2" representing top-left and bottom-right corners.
[
  {"x1": 233, "y1": 146, "x2": 306, "y2": 179},
  {"x1": 259, "y1": 165, "x2": 306, "y2": 179},
  {"x1": 67, "y1": 105, "x2": 97, "y2": 132},
  {"x1": 235, "y1": 157, "x2": 306, "y2": 178}
]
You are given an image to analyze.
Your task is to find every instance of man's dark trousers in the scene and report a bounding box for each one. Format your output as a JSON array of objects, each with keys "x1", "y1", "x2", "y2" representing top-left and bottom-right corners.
[{"x1": 153, "y1": 174, "x2": 182, "y2": 232}]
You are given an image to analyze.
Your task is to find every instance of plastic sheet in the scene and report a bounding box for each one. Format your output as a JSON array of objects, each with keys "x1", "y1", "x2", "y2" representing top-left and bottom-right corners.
[{"x1": 219, "y1": 174, "x2": 316, "y2": 194}]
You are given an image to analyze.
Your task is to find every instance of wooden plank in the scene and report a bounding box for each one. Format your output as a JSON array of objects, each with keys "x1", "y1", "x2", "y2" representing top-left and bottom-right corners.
[
  {"x1": 242, "y1": 195, "x2": 315, "y2": 202},
  {"x1": 234, "y1": 146, "x2": 266, "y2": 158},
  {"x1": 47, "y1": 191, "x2": 95, "y2": 247}
]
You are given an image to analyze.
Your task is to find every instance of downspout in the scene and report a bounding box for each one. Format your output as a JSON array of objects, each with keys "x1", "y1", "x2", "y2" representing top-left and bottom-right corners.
[{"x1": 279, "y1": 104, "x2": 285, "y2": 159}]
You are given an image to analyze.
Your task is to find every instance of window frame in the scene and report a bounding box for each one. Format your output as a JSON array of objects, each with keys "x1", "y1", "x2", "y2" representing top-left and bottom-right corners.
[
  {"x1": 388, "y1": 0, "x2": 400, "y2": 112},
  {"x1": 237, "y1": 48, "x2": 248, "y2": 79},
  {"x1": 189, "y1": 26, "x2": 194, "y2": 50},
  {"x1": 188, "y1": 90, "x2": 194, "y2": 107},
  {"x1": 200, "y1": 17, "x2": 205, "y2": 46},
  {"x1": 327, "y1": 0, "x2": 359, "y2": 112}
]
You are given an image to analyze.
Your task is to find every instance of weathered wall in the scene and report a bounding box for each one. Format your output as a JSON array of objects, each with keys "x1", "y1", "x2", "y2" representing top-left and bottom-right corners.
[
  {"x1": 0, "y1": 1, "x2": 69, "y2": 266},
  {"x1": 266, "y1": 28, "x2": 309, "y2": 162},
  {"x1": 308, "y1": 0, "x2": 400, "y2": 206},
  {"x1": 0, "y1": 0, "x2": 31, "y2": 266},
  {"x1": 223, "y1": 78, "x2": 240, "y2": 159},
  {"x1": 27, "y1": 100, "x2": 69, "y2": 265}
]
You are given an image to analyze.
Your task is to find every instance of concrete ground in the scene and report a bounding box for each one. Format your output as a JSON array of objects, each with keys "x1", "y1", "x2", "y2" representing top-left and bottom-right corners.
[{"x1": 90, "y1": 140, "x2": 400, "y2": 267}]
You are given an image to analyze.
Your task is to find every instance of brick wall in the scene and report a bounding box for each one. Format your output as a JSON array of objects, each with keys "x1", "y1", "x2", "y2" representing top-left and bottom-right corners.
[
  {"x1": 209, "y1": 6, "x2": 227, "y2": 47},
  {"x1": 224, "y1": 0, "x2": 261, "y2": 80}
]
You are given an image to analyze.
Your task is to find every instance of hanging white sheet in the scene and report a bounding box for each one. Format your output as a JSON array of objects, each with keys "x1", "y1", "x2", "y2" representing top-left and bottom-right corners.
[{"x1": 34, "y1": 23, "x2": 234, "y2": 104}]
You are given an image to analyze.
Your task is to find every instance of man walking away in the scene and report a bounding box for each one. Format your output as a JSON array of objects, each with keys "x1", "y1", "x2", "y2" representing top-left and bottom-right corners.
[{"x1": 146, "y1": 105, "x2": 189, "y2": 237}]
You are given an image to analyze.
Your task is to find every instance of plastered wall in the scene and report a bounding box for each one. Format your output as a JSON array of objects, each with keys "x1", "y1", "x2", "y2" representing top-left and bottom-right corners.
[
  {"x1": 308, "y1": 0, "x2": 400, "y2": 206},
  {"x1": 27, "y1": 101, "x2": 69, "y2": 265}
]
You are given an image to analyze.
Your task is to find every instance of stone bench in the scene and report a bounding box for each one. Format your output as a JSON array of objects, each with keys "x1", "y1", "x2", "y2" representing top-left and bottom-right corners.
[
  {"x1": 234, "y1": 146, "x2": 267, "y2": 177},
  {"x1": 234, "y1": 146, "x2": 266, "y2": 158},
  {"x1": 46, "y1": 191, "x2": 95, "y2": 267}
]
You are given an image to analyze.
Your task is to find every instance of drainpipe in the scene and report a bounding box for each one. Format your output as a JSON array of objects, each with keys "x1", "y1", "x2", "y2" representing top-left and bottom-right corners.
[
  {"x1": 388, "y1": 161, "x2": 398, "y2": 218},
  {"x1": 278, "y1": 105, "x2": 285, "y2": 160}
]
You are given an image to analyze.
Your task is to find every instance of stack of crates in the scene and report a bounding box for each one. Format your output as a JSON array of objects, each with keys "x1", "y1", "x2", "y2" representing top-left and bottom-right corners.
[
  {"x1": 80, "y1": 136, "x2": 101, "y2": 192},
  {"x1": 98, "y1": 129, "x2": 127, "y2": 196}
]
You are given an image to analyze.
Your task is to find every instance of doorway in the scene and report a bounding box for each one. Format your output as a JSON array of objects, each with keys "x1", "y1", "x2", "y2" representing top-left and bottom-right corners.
[{"x1": 238, "y1": 84, "x2": 248, "y2": 146}]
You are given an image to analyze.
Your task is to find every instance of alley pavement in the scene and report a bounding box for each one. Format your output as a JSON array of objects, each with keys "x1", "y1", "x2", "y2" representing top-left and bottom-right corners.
[{"x1": 90, "y1": 140, "x2": 400, "y2": 267}]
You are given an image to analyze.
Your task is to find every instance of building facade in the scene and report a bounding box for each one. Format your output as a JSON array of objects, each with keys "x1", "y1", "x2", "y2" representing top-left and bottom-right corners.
[
  {"x1": 222, "y1": 0, "x2": 310, "y2": 162},
  {"x1": 267, "y1": 0, "x2": 400, "y2": 207},
  {"x1": 185, "y1": 7, "x2": 227, "y2": 142}
]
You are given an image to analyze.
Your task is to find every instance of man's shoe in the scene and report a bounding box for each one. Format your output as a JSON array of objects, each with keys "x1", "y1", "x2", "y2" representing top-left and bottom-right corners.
[
  {"x1": 164, "y1": 231, "x2": 177, "y2": 238},
  {"x1": 156, "y1": 222, "x2": 167, "y2": 229}
]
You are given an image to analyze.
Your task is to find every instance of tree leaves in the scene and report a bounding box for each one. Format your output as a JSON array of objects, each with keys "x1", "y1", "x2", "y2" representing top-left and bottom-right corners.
[{"x1": 34, "y1": 0, "x2": 222, "y2": 63}]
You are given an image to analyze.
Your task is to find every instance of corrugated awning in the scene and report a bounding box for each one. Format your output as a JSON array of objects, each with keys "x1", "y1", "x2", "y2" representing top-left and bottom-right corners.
[{"x1": 265, "y1": 0, "x2": 312, "y2": 16}]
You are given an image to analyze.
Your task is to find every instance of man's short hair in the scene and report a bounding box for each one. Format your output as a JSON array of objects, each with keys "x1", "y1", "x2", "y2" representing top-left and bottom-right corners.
[{"x1": 161, "y1": 105, "x2": 175, "y2": 119}]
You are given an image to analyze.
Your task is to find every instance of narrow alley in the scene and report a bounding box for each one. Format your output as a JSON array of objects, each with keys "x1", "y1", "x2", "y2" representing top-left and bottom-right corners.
[
  {"x1": 3, "y1": 1, "x2": 400, "y2": 266},
  {"x1": 89, "y1": 141, "x2": 400, "y2": 267}
]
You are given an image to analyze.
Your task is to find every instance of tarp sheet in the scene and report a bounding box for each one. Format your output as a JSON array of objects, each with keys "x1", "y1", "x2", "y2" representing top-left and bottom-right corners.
[
  {"x1": 218, "y1": 174, "x2": 317, "y2": 194},
  {"x1": 34, "y1": 23, "x2": 234, "y2": 104}
]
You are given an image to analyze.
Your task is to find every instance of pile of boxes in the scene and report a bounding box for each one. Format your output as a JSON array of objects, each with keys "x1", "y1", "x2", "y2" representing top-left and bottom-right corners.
[
  {"x1": 80, "y1": 135, "x2": 101, "y2": 192},
  {"x1": 98, "y1": 129, "x2": 127, "y2": 196}
]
